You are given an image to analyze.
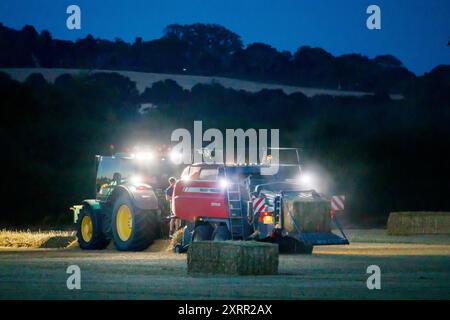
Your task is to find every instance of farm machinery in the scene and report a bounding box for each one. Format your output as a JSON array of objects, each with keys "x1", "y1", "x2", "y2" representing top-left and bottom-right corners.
[
  {"x1": 72, "y1": 151, "x2": 177, "y2": 251},
  {"x1": 172, "y1": 157, "x2": 349, "y2": 254},
  {"x1": 72, "y1": 148, "x2": 348, "y2": 253}
]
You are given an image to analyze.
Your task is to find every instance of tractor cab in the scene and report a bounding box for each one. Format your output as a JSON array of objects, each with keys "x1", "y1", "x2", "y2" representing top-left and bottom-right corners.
[{"x1": 95, "y1": 153, "x2": 176, "y2": 203}]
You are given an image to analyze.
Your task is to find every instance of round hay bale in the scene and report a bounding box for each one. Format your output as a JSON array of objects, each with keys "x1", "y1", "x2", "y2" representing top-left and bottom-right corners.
[{"x1": 387, "y1": 212, "x2": 450, "y2": 235}]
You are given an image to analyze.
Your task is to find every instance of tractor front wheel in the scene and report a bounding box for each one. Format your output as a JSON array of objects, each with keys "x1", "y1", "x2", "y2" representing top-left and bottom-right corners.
[
  {"x1": 111, "y1": 194, "x2": 158, "y2": 251},
  {"x1": 76, "y1": 205, "x2": 109, "y2": 250}
]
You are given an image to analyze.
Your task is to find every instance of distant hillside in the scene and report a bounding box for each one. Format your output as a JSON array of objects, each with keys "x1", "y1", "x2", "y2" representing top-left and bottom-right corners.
[
  {"x1": 0, "y1": 68, "x2": 404, "y2": 100},
  {"x1": 0, "y1": 22, "x2": 416, "y2": 94}
]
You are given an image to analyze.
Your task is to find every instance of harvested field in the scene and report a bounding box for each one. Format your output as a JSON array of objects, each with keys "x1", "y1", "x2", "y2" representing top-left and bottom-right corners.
[
  {"x1": 0, "y1": 229, "x2": 76, "y2": 248},
  {"x1": 0, "y1": 229, "x2": 448, "y2": 299},
  {"x1": 0, "y1": 239, "x2": 449, "y2": 299}
]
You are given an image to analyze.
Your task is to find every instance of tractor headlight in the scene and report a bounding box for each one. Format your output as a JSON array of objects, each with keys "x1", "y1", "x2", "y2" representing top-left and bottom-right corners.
[
  {"x1": 219, "y1": 178, "x2": 229, "y2": 189},
  {"x1": 130, "y1": 175, "x2": 143, "y2": 185},
  {"x1": 298, "y1": 172, "x2": 316, "y2": 188},
  {"x1": 135, "y1": 152, "x2": 155, "y2": 161},
  {"x1": 169, "y1": 150, "x2": 182, "y2": 164}
]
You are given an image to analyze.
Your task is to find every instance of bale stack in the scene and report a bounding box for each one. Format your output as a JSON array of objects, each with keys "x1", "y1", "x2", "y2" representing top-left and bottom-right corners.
[
  {"x1": 187, "y1": 241, "x2": 278, "y2": 275},
  {"x1": 387, "y1": 212, "x2": 450, "y2": 235},
  {"x1": 282, "y1": 195, "x2": 331, "y2": 233}
]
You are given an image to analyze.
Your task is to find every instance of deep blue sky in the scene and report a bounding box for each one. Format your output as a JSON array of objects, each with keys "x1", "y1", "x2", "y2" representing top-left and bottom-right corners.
[{"x1": 0, "y1": 0, "x2": 448, "y2": 75}]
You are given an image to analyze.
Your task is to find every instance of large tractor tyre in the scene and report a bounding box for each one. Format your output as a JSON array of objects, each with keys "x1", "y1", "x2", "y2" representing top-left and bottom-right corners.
[
  {"x1": 212, "y1": 225, "x2": 231, "y2": 241},
  {"x1": 192, "y1": 224, "x2": 214, "y2": 242},
  {"x1": 277, "y1": 237, "x2": 313, "y2": 254},
  {"x1": 76, "y1": 205, "x2": 110, "y2": 250},
  {"x1": 111, "y1": 194, "x2": 158, "y2": 251}
]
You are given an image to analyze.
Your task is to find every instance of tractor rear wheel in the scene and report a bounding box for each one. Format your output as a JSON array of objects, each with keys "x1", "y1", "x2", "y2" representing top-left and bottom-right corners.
[
  {"x1": 212, "y1": 225, "x2": 231, "y2": 241},
  {"x1": 192, "y1": 224, "x2": 213, "y2": 241},
  {"x1": 111, "y1": 193, "x2": 158, "y2": 251},
  {"x1": 76, "y1": 205, "x2": 109, "y2": 250}
]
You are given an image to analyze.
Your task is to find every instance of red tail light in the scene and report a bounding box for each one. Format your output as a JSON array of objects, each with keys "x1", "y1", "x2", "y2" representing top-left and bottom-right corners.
[{"x1": 258, "y1": 211, "x2": 272, "y2": 222}]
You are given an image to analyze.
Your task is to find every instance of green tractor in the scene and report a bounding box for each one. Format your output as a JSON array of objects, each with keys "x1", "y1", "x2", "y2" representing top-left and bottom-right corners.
[{"x1": 71, "y1": 152, "x2": 176, "y2": 251}]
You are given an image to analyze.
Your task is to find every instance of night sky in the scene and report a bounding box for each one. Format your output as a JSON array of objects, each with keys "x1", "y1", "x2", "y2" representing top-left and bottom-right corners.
[{"x1": 0, "y1": 0, "x2": 448, "y2": 75}]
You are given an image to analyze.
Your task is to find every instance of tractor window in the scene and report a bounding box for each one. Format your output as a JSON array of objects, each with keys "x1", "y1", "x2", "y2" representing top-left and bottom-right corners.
[
  {"x1": 96, "y1": 157, "x2": 116, "y2": 186},
  {"x1": 96, "y1": 157, "x2": 137, "y2": 191},
  {"x1": 198, "y1": 168, "x2": 218, "y2": 181},
  {"x1": 117, "y1": 159, "x2": 138, "y2": 181}
]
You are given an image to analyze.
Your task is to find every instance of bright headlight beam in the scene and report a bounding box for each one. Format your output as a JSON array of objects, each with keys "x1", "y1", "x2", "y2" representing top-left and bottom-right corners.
[
  {"x1": 169, "y1": 150, "x2": 182, "y2": 164},
  {"x1": 300, "y1": 173, "x2": 313, "y2": 184},
  {"x1": 130, "y1": 175, "x2": 143, "y2": 185},
  {"x1": 135, "y1": 152, "x2": 155, "y2": 161},
  {"x1": 219, "y1": 178, "x2": 229, "y2": 189},
  {"x1": 298, "y1": 172, "x2": 316, "y2": 188}
]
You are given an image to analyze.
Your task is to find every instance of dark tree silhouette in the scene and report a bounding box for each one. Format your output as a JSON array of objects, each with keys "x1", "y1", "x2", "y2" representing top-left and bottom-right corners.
[{"x1": 0, "y1": 23, "x2": 418, "y2": 94}]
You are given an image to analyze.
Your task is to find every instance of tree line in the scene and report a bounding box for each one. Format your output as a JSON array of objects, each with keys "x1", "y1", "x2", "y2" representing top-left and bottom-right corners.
[{"x1": 0, "y1": 22, "x2": 417, "y2": 93}]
